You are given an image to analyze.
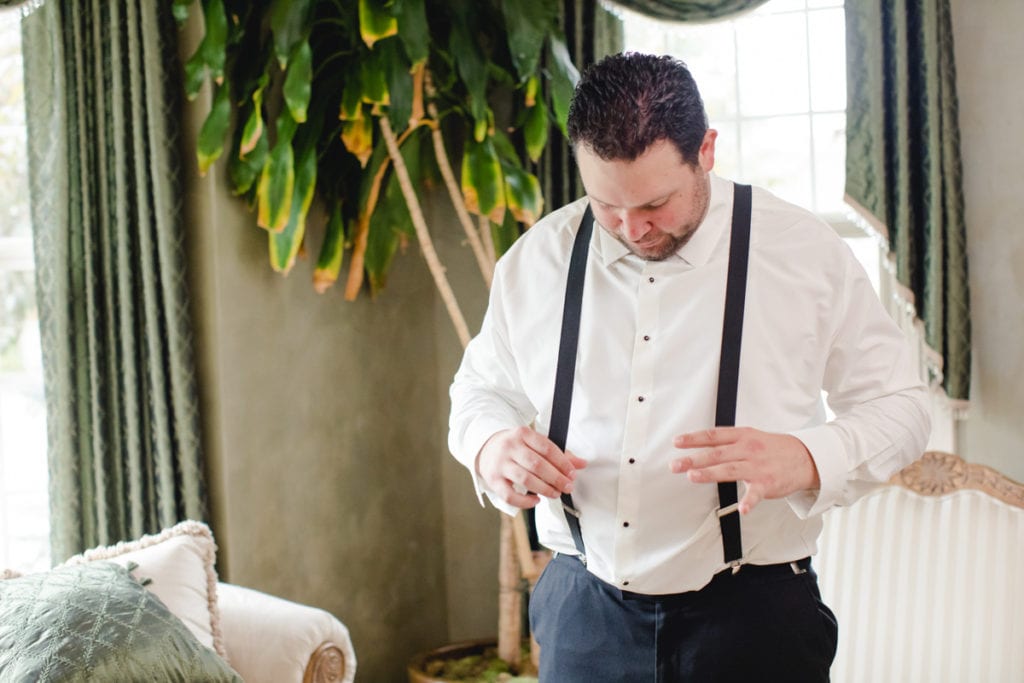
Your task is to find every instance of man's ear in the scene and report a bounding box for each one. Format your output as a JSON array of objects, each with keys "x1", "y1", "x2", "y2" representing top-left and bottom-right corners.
[{"x1": 699, "y1": 129, "x2": 718, "y2": 172}]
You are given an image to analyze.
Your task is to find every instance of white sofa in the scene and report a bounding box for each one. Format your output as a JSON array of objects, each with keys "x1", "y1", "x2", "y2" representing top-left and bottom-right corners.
[
  {"x1": 58, "y1": 520, "x2": 357, "y2": 683},
  {"x1": 217, "y1": 582, "x2": 354, "y2": 683},
  {"x1": 816, "y1": 451, "x2": 1024, "y2": 682}
]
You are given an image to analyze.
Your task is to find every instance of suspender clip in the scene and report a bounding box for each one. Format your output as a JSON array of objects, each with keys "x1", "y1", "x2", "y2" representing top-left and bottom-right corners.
[
  {"x1": 716, "y1": 502, "x2": 741, "y2": 518},
  {"x1": 562, "y1": 501, "x2": 582, "y2": 519}
]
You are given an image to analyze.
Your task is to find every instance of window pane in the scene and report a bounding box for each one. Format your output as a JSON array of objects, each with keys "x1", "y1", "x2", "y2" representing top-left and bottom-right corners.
[
  {"x1": 755, "y1": 0, "x2": 808, "y2": 14},
  {"x1": 741, "y1": 115, "x2": 813, "y2": 208},
  {"x1": 620, "y1": 7, "x2": 671, "y2": 55},
  {"x1": 0, "y1": 12, "x2": 29, "y2": 239},
  {"x1": 808, "y1": 7, "x2": 846, "y2": 112},
  {"x1": 709, "y1": 120, "x2": 739, "y2": 180},
  {"x1": 665, "y1": 23, "x2": 737, "y2": 120},
  {"x1": 735, "y1": 13, "x2": 809, "y2": 116},
  {"x1": 812, "y1": 112, "x2": 847, "y2": 213},
  {"x1": 0, "y1": 6, "x2": 49, "y2": 574}
]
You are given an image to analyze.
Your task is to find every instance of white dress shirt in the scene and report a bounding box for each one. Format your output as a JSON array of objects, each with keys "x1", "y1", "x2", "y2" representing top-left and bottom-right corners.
[{"x1": 449, "y1": 173, "x2": 931, "y2": 595}]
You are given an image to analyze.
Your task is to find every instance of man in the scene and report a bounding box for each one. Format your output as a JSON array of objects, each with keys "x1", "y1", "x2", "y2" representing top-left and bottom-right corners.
[{"x1": 448, "y1": 52, "x2": 930, "y2": 681}]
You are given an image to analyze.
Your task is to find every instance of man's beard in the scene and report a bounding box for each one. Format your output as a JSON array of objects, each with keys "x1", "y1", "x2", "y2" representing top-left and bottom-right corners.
[
  {"x1": 617, "y1": 175, "x2": 710, "y2": 262},
  {"x1": 617, "y1": 227, "x2": 698, "y2": 261}
]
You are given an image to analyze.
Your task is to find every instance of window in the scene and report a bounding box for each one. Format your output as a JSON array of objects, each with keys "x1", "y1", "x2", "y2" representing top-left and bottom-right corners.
[
  {"x1": 0, "y1": 6, "x2": 49, "y2": 573},
  {"x1": 614, "y1": 0, "x2": 881, "y2": 291}
]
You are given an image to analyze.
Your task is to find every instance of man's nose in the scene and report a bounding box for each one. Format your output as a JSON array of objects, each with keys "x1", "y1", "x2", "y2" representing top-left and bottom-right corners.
[{"x1": 620, "y1": 211, "x2": 651, "y2": 241}]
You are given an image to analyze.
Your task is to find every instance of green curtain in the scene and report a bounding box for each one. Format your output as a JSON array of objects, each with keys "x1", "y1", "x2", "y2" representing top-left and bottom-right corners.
[
  {"x1": 538, "y1": 0, "x2": 624, "y2": 210},
  {"x1": 844, "y1": 0, "x2": 970, "y2": 400},
  {"x1": 21, "y1": 0, "x2": 209, "y2": 562},
  {"x1": 604, "y1": 0, "x2": 769, "y2": 22}
]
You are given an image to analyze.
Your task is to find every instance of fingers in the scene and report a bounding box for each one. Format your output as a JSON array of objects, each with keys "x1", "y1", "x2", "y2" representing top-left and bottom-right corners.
[
  {"x1": 521, "y1": 428, "x2": 582, "y2": 477},
  {"x1": 673, "y1": 427, "x2": 743, "y2": 450},
  {"x1": 669, "y1": 429, "x2": 816, "y2": 516},
  {"x1": 479, "y1": 427, "x2": 584, "y2": 507},
  {"x1": 738, "y1": 485, "x2": 762, "y2": 516}
]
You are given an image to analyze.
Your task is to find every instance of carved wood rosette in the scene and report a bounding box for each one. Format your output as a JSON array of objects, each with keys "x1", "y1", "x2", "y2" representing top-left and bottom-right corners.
[{"x1": 892, "y1": 451, "x2": 1024, "y2": 509}]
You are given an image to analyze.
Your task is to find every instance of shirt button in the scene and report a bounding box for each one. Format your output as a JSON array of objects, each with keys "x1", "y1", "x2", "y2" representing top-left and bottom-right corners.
[
  {"x1": 637, "y1": 396, "x2": 645, "y2": 402},
  {"x1": 648, "y1": 276, "x2": 655, "y2": 283},
  {"x1": 643, "y1": 335, "x2": 650, "y2": 341},
  {"x1": 623, "y1": 521, "x2": 630, "y2": 528},
  {"x1": 623, "y1": 580, "x2": 630, "y2": 586},
  {"x1": 628, "y1": 458, "x2": 636, "y2": 464}
]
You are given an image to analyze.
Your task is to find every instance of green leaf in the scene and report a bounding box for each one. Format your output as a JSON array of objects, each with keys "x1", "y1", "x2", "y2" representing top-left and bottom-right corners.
[
  {"x1": 360, "y1": 49, "x2": 390, "y2": 105},
  {"x1": 314, "y1": 202, "x2": 347, "y2": 293},
  {"x1": 502, "y1": 0, "x2": 556, "y2": 83},
  {"x1": 359, "y1": 0, "x2": 398, "y2": 49},
  {"x1": 240, "y1": 76, "x2": 267, "y2": 156},
  {"x1": 546, "y1": 35, "x2": 579, "y2": 137},
  {"x1": 229, "y1": 101, "x2": 270, "y2": 197},
  {"x1": 205, "y1": 0, "x2": 228, "y2": 82},
  {"x1": 283, "y1": 39, "x2": 313, "y2": 123},
  {"x1": 490, "y1": 128, "x2": 520, "y2": 168},
  {"x1": 181, "y1": 0, "x2": 228, "y2": 99},
  {"x1": 197, "y1": 83, "x2": 232, "y2": 175},
  {"x1": 339, "y1": 66, "x2": 364, "y2": 120},
  {"x1": 492, "y1": 205, "x2": 522, "y2": 258},
  {"x1": 504, "y1": 165, "x2": 542, "y2": 225},
  {"x1": 257, "y1": 115, "x2": 299, "y2": 232},
  {"x1": 461, "y1": 136, "x2": 506, "y2": 225},
  {"x1": 183, "y1": 51, "x2": 207, "y2": 101},
  {"x1": 523, "y1": 100, "x2": 548, "y2": 162},
  {"x1": 172, "y1": 0, "x2": 193, "y2": 25},
  {"x1": 394, "y1": 0, "x2": 429, "y2": 67},
  {"x1": 269, "y1": 0, "x2": 314, "y2": 68},
  {"x1": 382, "y1": 39, "x2": 413, "y2": 134},
  {"x1": 269, "y1": 136, "x2": 318, "y2": 273},
  {"x1": 364, "y1": 170, "x2": 412, "y2": 295},
  {"x1": 449, "y1": 21, "x2": 488, "y2": 140}
]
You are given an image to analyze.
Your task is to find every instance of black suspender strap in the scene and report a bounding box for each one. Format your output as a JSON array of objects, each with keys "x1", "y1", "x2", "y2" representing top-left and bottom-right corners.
[
  {"x1": 549, "y1": 184, "x2": 752, "y2": 568},
  {"x1": 549, "y1": 205, "x2": 594, "y2": 561},
  {"x1": 716, "y1": 183, "x2": 752, "y2": 566}
]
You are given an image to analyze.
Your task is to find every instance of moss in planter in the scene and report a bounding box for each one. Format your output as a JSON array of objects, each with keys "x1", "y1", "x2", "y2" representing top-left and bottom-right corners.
[{"x1": 422, "y1": 644, "x2": 538, "y2": 682}]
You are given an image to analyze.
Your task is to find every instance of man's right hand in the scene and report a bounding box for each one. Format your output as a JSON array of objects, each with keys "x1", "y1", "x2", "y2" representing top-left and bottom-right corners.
[{"x1": 476, "y1": 426, "x2": 587, "y2": 509}]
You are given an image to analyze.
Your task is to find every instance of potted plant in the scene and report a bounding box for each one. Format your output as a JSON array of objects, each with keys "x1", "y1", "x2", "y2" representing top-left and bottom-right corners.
[{"x1": 174, "y1": 0, "x2": 584, "y2": 679}]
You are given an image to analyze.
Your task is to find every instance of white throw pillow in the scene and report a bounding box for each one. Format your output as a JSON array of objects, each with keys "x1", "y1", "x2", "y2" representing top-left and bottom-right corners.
[{"x1": 62, "y1": 520, "x2": 227, "y2": 660}]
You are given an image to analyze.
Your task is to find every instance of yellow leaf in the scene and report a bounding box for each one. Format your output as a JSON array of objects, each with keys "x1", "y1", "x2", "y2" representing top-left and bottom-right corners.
[{"x1": 342, "y1": 117, "x2": 374, "y2": 167}]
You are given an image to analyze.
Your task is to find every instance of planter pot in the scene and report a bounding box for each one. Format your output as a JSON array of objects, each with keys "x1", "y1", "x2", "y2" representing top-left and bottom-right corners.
[{"x1": 407, "y1": 638, "x2": 538, "y2": 683}]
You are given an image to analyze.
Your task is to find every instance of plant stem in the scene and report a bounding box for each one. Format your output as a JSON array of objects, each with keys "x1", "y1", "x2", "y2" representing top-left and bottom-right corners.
[
  {"x1": 425, "y1": 78, "x2": 495, "y2": 287},
  {"x1": 498, "y1": 515, "x2": 523, "y2": 666},
  {"x1": 344, "y1": 124, "x2": 421, "y2": 300},
  {"x1": 479, "y1": 215, "x2": 497, "y2": 265},
  {"x1": 378, "y1": 116, "x2": 472, "y2": 348}
]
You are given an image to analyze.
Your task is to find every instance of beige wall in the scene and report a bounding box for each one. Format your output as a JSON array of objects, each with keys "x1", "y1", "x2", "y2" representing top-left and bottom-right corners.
[{"x1": 950, "y1": 0, "x2": 1024, "y2": 483}]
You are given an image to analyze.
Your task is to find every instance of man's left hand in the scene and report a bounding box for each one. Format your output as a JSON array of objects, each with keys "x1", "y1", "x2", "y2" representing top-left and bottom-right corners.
[{"x1": 670, "y1": 427, "x2": 821, "y2": 515}]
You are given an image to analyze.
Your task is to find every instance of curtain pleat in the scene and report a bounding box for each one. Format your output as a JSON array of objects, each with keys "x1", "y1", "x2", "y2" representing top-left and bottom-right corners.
[
  {"x1": 603, "y1": 0, "x2": 769, "y2": 22},
  {"x1": 22, "y1": 0, "x2": 208, "y2": 562},
  {"x1": 538, "y1": 0, "x2": 624, "y2": 211},
  {"x1": 844, "y1": 0, "x2": 970, "y2": 400}
]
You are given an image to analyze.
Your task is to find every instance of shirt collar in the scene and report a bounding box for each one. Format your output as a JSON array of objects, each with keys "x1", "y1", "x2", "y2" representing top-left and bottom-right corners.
[{"x1": 593, "y1": 173, "x2": 733, "y2": 268}]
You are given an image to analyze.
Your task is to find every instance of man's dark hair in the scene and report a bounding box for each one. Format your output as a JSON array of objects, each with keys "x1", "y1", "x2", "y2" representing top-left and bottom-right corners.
[{"x1": 567, "y1": 52, "x2": 708, "y2": 166}]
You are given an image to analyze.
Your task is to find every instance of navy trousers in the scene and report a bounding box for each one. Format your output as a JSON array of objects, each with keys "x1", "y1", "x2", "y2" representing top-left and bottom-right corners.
[{"x1": 529, "y1": 554, "x2": 838, "y2": 682}]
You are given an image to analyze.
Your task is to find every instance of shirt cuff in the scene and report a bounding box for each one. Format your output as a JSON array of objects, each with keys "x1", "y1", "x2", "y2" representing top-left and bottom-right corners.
[
  {"x1": 785, "y1": 425, "x2": 847, "y2": 518},
  {"x1": 457, "y1": 419, "x2": 522, "y2": 517}
]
